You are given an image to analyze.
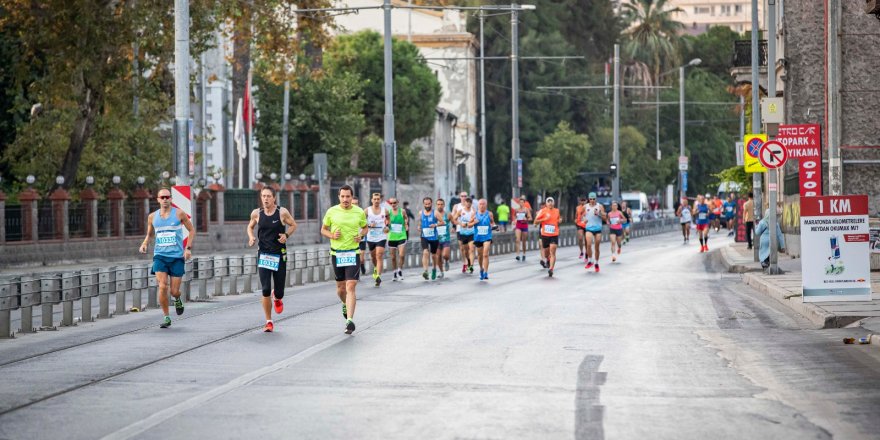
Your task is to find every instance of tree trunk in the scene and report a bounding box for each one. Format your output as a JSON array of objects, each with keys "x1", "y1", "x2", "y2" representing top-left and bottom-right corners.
[{"x1": 59, "y1": 78, "x2": 102, "y2": 189}]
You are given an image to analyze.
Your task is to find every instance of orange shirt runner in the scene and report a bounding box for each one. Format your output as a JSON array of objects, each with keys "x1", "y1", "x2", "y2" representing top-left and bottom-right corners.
[{"x1": 536, "y1": 207, "x2": 560, "y2": 237}]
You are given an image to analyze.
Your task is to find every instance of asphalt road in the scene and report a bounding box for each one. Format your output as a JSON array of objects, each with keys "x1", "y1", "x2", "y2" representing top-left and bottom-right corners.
[{"x1": 1, "y1": 231, "x2": 879, "y2": 439}]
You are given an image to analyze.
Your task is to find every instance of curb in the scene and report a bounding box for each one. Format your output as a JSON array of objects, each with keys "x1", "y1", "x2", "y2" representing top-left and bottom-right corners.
[{"x1": 717, "y1": 246, "x2": 762, "y2": 273}]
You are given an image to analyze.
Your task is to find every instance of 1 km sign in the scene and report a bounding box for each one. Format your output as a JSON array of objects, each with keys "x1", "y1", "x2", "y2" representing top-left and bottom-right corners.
[{"x1": 758, "y1": 140, "x2": 788, "y2": 169}]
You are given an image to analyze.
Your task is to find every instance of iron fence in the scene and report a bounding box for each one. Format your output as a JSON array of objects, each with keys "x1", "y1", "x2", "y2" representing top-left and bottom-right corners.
[
  {"x1": 68, "y1": 202, "x2": 88, "y2": 239},
  {"x1": 224, "y1": 189, "x2": 259, "y2": 221},
  {"x1": 37, "y1": 201, "x2": 56, "y2": 240},
  {"x1": 733, "y1": 40, "x2": 767, "y2": 67},
  {"x1": 97, "y1": 200, "x2": 112, "y2": 237},
  {"x1": 5, "y1": 204, "x2": 23, "y2": 241}
]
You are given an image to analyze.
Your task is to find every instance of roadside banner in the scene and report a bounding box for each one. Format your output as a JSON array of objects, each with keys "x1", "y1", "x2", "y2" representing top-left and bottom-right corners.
[
  {"x1": 800, "y1": 195, "x2": 872, "y2": 302},
  {"x1": 777, "y1": 124, "x2": 822, "y2": 197}
]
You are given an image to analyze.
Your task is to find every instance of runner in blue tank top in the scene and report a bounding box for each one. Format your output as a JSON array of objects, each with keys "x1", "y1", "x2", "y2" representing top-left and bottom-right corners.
[
  {"x1": 435, "y1": 198, "x2": 452, "y2": 276},
  {"x1": 419, "y1": 197, "x2": 444, "y2": 280},
  {"x1": 694, "y1": 194, "x2": 711, "y2": 252},
  {"x1": 471, "y1": 199, "x2": 496, "y2": 280},
  {"x1": 139, "y1": 187, "x2": 196, "y2": 329}
]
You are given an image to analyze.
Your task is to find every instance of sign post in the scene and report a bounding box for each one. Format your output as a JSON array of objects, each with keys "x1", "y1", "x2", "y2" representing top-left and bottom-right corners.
[
  {"x1": 758, "y1": 140, "x2": 787, "y2": 273},
  {"x1": 800, "y1": 195, "x2": 873, "y2": 302}
]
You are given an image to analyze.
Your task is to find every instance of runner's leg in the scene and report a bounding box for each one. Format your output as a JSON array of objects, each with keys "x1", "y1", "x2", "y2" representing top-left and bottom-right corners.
[{"x1": 156, "y1": 271, "x2": 170, "y2": 316}]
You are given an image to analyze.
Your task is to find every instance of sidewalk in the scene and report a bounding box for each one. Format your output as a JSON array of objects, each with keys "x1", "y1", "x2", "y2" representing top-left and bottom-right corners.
[{"x1": 718, "y1": 242, "x2": 880, "y2": 329}]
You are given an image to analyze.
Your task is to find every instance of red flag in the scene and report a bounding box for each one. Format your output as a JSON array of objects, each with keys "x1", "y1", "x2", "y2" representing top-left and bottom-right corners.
[{"x1": 243, "y1": 70, "x2": 255, "y2": 134}]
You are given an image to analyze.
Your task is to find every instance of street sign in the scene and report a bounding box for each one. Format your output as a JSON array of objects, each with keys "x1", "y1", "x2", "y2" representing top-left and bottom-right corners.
[
  {"x1": 800, "y1": 195, "x2": 873, "y2": 302},
  {"x1": 171, "y1": 185, "x2": 194, "y2": 249},
  {"x1": 743, "y1": 134, "x2": 767, "y2": 173},
  {"x1": 758, "y1": 140, "x2": 788, "y2": 169},
  {"x1": 678, "y1": 155, "x2": 688, "y2": 171},
  {"x1": 778, "y1": 124, "x2": 822, "y2": 197},
  {"x1": 682, "y1": 171, "x2": 687, "y2": 192},
  {"x1": 760, "y1": 98, "x2": 784, "y2": 124},
  {"x1": 735, "y1": 141, "x2": 744, "y2": 166}
]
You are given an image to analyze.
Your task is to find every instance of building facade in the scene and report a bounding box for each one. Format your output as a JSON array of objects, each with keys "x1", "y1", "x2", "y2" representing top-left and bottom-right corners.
[{"x1": 665, "y1": 0, "x2": 763, "y2": 34}]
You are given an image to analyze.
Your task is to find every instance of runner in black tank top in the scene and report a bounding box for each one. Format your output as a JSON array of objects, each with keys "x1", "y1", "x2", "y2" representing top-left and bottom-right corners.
[{"x1": 247, "y1": 187, "x2": 297, "y2": 332}]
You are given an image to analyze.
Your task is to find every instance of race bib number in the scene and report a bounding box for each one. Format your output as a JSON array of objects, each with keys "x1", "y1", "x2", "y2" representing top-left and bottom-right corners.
[
  {"x1": 477, "y1": 226, "x2": 490, "y2": 235},
  {"x1": 725, "y1": 206, "x2": 733, "y2": 212},
  {"x1": 516, "y1": 212, "x2": 526, "y2": 221},
  {"x1": 390, "y1": 223, "x2": 404, "y2": 233},
  {"x1": 610, "y1": 217, "x2": 620, "y2": 225},
  {"x1": 422, "y1": 227, "x2": 435, "y2": 238},
  {"x1": 436, "y1": 225, "x2": 448, "y2": 236},
  {"x1": 257, "y1": 253, "x2": 280, "y2": 271},
  {"x1": 542, "y1": 224, "x2": 556, "y2": 234},
  {"x1": 698, "y1": 213, "x2": 707, "y2": 220},
  {"x1": 367, "y1": 228, "x2": 384, "y2": 240},
  {"x1": 156, "y1": 230, "x2": 178, "y2": 246},
  {"x1": 335, "y1": 251, "x2": 357, "y2": 267}
]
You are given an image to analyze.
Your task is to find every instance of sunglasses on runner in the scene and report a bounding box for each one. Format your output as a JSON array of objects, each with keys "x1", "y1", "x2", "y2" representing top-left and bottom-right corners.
[
  {"x1": 158, "y1": 195, "x2": 171, "y2": 200},
  {"x1": 390, "y1": 201, "x2": 398, "y2": 205},
  {"x1": 588, "y1": 198, "x2": 596, "y2": 201}
]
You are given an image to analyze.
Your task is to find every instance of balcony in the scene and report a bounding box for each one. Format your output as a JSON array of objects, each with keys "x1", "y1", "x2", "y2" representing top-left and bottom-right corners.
[{"x1": 730, "y1": 39, "x2": 768, "y2": 92}]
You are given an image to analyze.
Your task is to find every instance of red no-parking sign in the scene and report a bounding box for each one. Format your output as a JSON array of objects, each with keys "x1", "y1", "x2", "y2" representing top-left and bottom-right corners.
[{"x1": 758, "y1": 140, "x2": 788, "y2": 169}]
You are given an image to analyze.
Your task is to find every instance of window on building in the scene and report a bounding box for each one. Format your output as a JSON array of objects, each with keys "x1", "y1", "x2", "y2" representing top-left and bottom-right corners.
[
  {"x1": 695, "y1": 6, "x2": 711, "y2": 14},
  {"x1": 735, "y1": 4, "x2": 742, "y2": 13}
]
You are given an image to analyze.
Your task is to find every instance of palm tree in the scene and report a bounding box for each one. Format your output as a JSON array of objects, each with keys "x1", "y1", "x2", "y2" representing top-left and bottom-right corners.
[{"x1": 621, "y1": 0, "x2": 686, "y2": 86}]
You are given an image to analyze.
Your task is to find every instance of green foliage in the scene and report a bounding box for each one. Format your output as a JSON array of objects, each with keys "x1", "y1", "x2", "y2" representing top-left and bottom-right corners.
[
  {"x1": 325, "y1": 30, "x2": 441, "y2": 147},
  {"x1": 255, "y1": 72, "x2": 365, "y2": 177},
  {"x1": 527, "y1": 158, "x2": 563, "y2": 194},
  {"x1": 713, "y1": 165, "x2": 752, "y2": 194},
  {"x1": 591, "y1": 125, "x2": 672, "y2": 193},
  {"x1": 682, "y1": 26, "x2": 743, "y2": 80},
  {"x1": 530, "y1": 121, "x2": 591, "y2": 194},
  {"x1": 622, "y1": 0, "x2": 686, "y2": 84}
]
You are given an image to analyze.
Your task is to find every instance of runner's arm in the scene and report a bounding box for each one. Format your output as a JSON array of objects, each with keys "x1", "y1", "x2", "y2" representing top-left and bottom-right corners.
[
  {"x1": 178, "y1": 209, "x2": 196, "y2": 258},
  {"x1": 140, "y1": 213, "x2": 154, "y2": 254},
  {"x1": 320, "y1": 223, "x2": 339, "y2": 240},
  {"x1": 247, "y1": 209, "x2": 259, "y2": 246},
  {"x1": 279, "y1": 208, "x2": 298, "y2": 243}
]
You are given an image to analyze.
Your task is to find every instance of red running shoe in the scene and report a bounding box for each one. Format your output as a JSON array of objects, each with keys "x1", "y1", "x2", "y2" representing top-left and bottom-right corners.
[
  {"x1": 274, "y1": 298, "x2": 284, "y2": 314},
  {"x1": 595, "y1": 263, "x2": 600, "y2": 273},
  {"x1": 462, "y1": 264, "x2": 467, "y2": 273},
  {"x1": 585, "y1": 261, "x2": 594, "y2": 270},
  {"x1": 264, "y1": 321, "x2": 274, "y2": 332}
]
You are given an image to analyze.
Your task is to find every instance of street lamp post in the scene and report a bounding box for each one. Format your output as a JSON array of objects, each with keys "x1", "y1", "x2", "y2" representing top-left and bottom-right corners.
[{"x1": 679, "y1": 58, "x2": 701, "y2": 200}]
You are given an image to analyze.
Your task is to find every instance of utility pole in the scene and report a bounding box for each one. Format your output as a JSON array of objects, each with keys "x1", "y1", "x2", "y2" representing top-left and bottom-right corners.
[
  {"x1": 679, "y1": 64, "x2": 685, "y2": 199},
  {"x1": 173, "y1": 0, "x2": 190, "y2": 181},
  {"x1": 281, "y1": 80, "x2": 290, "y2": 184},
  {"x1": 612, "y1": 44, "x2": 620, "y2": 202},
  {"x1": 767, "y1": 0, "x2": 780, "y2": 274},
  {"x1": 382, "y1": 0, "x2": 397, "y2": 198},
  {"x1": 826, "y1": 0, "x2": 842, "y2": 195},
  {"x1": 750, "y1": 0, "x2": 763, "y2": 262},
  {"x1": 479, "y1": 11, "x2": 488, "y2": 200},
  {"x1": 510, "y1": 4, "x2": 521, "y2": 199}
]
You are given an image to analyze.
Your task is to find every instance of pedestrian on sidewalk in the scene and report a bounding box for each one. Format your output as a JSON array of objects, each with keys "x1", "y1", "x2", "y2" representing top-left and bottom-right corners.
[
  {"x1": 755, "y1": 208, "x2": 786, "y2": 270},
  {"x1": 743, "y1": 192, "x2": 755, "y2": 249}
]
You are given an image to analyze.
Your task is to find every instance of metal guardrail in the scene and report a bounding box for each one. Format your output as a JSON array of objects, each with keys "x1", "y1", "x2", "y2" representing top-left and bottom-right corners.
[{"x1": 0, "y1": 219, "x2": 677, "y2": 338}]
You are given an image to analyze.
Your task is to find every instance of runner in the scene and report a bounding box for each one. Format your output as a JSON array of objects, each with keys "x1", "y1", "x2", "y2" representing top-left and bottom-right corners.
[
  {"x1": 386, "y1": 197, "x2": 408, "y2": 281},
  {"x1": 694, "y1": 194, "x2": 711, "y2": 252},
  {"x1": 419, "y1": 197, "x2": 443, "y2": 281},
  {"x1": 676, "y1": 198, "x2": 692, "y2": 244},
  {"x1": 365, "y1": 192, "x2": 389, "y2": 287},
  {"x1": 435, "y1": 198, "x2": 452, "y2": 275},
  {"x1": 139, "y1": 187, "x2": 196, "y2": 329},
  {"x1": 472, "y1": 199, "x2": 496, "y2": 280},
  {"x1": 710, "y1": 195, "x2": 723, "y2": 232},
  {"x1": 352, "y1": 196, "x2": 367, "y2": 276},
  {"x1": 533, "y1": 197, "x2": 560, "y2": 277},
  {"x1": 452, "y1": 197, "x2": 476, "y2": 273},
  {"x1": 320, "y1": 185, "x2": 368, "y2": 334},
  {"x1": 607, "y1": 201, "x2": 625, "y2": 263},
  {"x1": 496, "y1": 199, "x2": 510, "y2": 232},
  {"x1": 513, "y1": 195, "x2": 532, "y2": 261},
  {"x1": 247, "y1": 187, "x2": 297, "y2": 332},
  {"x1": 620, "y1": 200, "x2": 633, "y2": 245},
  {"x1": 582, "y1": 192, "x2": 606, "y2": 273},
  {"x1": 723, "y1": 193, "x2": 737, "y2": 237},
  {"x1": 574, "y1": 196, "x2": 587, "y2": 259}
]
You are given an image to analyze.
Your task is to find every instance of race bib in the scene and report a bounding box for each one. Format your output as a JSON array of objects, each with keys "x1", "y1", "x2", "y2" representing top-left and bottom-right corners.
[
  {"x1": 698, "y1": 213, "x2": 707, "y2": 220},
  {"x1": 542, "y1": 224, "x2": 556, "y2": 234},
  {"x1": 477, "y1": 226, "x2": 490, "y2": 235},
  {"x1": 422, "y1": 227, "x2": 435, "y2": 238},
  {"x1": 516, "y1": 212, "x2": 526, "y2": 221},
  {"x1": 390, "y1": 223, "x2": 404, "y2": 233},
  {"x1": 610, "y1": 217, "x2": 620, "y2": 225},
  {"x1": 367, "y1": 228, "x2": 384, "y2": 240},
  {"x1": 725, "y1": 206, "x2": 733, "y2": 212},
  {"x1": 335, "y1": 251, "x2": 357, "y2": 267},
  {"x1": 156, "y1": 230, "x2": 178, "y2": 246},
  {"x1": 436, "y1": 225, "x2": 448, "y2": 236},
  {"x1": 257, "y1": 253, "x2": 280, "y2": 271},
  {"x1": 460, "y1": 226, "x2": 474, "y2": 234}
]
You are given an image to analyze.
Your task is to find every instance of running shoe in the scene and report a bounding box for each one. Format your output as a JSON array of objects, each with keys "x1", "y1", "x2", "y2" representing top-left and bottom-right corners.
[
  {"x1": 264, "y1": 321, "x2": 274, "y2": 332},
  {"x1": 462, "y1": 264, "x2": 467, "y2": 273},
  {"x1": 342, "y1": 303, "x2": 347, "y2": 318},
  {"x1": 595, "y1": 263, "x2": 600, "y2": 273},
  {"x1": 393, "y1": 271, "x2": 398, "y2": 281},
  {"x1": 522, "y1": 255, "x2": 526, "y2": 262},
  {"x1": 704, "y1": 244, "x2": 709, "y2": 252},
  {"x1": 468, "y1": 265, "x2": 474, "y2": 274},
  {"x1": 345, "y1": 319, "x2": 356, "y2": 334},
  {"x1": 423, "y1": 271, "x2": 429, "y2": 280},
  {"x1": 274, "y1": 298, "x2": 284, "y2": 314},
  {"x1": 540, "y1": 260, "x2": 547, "y2": 268},
  {"x1": 372, "y1": 268, "x2": 379, "y2": 280},
  {"x1": 479, "y1": 271, "x2": 486, "y2": 280},
  {"x1": 438, "y1": 271, "x2": 444, "y2": 279},
  {"x1": 548, "y1": 268, "x2": 554, "y2": 277},
  {"x1": 445, "y1": 261, "x2": 450, "y2": 271},
  {"x1": 431, "y1": 268, "x2": 436, "y2": 280},
  {"x1": 515, "y1": 256, "x2": 521, "y2": 261},
  {"x1": 174, "y1": 297, "x2": 184, "y2": 315},
  {"x1": 612, "y1": 255, "x2": 617, "y2": 263},
  {"x1": 585, "y1": 261, "x2": 594, "y2": 270},
  {"x1": 617, "y1": 247, "x2": 621, "y2": 255},
  {"x1": 159, "y1": 316, "x2": 172, "y2": 328},
  {"x1": 398, "y1": 270, "x2": 404, "y2": 281},
  {"x1": 579, "y1": 252, "x2": 584, "y2": 260},
  {"x1": 375, "y1": 276, "x2": 382, "y2": 287}
]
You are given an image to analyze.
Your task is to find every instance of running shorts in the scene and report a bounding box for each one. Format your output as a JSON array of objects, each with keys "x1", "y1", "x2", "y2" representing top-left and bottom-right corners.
[
  {"x1": 439, "y1": 241, "x2": 451, "y2": 249},
  {"x1": 515, "y1": 221, "x2": 528, "y2": 232},
  {"x1": 696, "y1": 224, "x2": 709, "y2": 231},
  {"x1": 609, "y1": 228, "x2": 623, "y2": 236},
  {"x1": 152, "y1": 255, "x2": 185, "y2": 278},
  {"x1": 585, "y1": 227, "x2": 602, "y2": 236},
  {"x1": 358, "y1": 240, "x2": 367, "y2": 251},
  {"x1": 421, "y1": 238, "x2": 439, "y2": 254},
  {"x1": 387, "y1": 239, "x2": 407, "y2": 248},
  {"x1": 576, "y1": 225, "x2": 586, "y2": 233},
  {"x1": 332, "y1": 253, "x2": 361, "y2": 282},
  {"x1": 622, "y1": 222, "x2": 630, "y2": 229},
  {"x1": 367, "y1": 241, "x2": 386, "y2": 251},
  {"x1": 541, "y1": 235, "x2": 559, "y2": 248},
  {"x1": 474, "y1": 239, "x2": 492, "y2": 248},
  {"x1": 458, "y1": 234, "x2": 474, "y2": 244}
]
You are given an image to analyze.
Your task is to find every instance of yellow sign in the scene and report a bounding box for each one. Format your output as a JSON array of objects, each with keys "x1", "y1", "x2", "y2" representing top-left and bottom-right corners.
[{"x1": 743, "y1": 134, "x2": 768, "y2": 173}]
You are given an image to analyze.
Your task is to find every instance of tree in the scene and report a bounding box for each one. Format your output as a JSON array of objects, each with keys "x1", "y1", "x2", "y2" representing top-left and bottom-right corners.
[
  {"x1": 682, "y1": 26, "x2": 742, "y2": 80},
  {"x1": 532, "y1": 121, "x2": 591, "y2": 195},
  {"x1": 527, "y1": 158, "x2": 563, "y2": 197},
  {"x1": 591, "y1": 125, "x2": 672, "y2": 194},
  {"x1": 621, "y1": 0, "x2": 686, "y2": 86}
]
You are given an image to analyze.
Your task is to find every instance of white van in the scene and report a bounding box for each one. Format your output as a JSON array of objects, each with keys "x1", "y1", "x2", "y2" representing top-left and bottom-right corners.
[{"x1": 621, "y1": 191, "x2": 649, "y2": 222}]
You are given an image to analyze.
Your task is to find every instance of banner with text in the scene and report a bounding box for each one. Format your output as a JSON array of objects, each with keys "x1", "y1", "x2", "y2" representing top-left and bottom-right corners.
[
  {"x1": 777, "y1": 124, "x2": 822, "y2": 198},
  {"x1": 800, "y1": 195, "x2": 872, "y2": 302}
]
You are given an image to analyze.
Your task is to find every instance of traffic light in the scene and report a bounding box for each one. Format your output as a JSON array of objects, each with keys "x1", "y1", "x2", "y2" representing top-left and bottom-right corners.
[{"x1": 609, "y1": 162, "x2": 618, "y2": 177}]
